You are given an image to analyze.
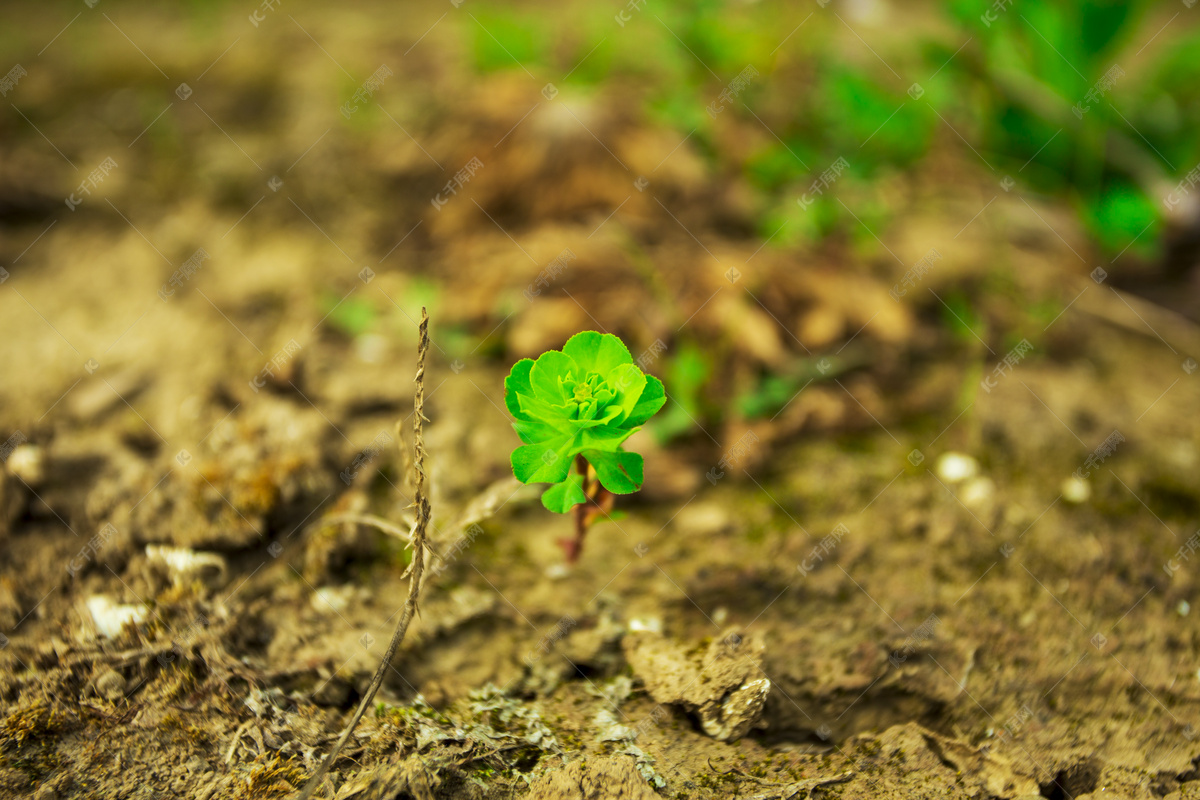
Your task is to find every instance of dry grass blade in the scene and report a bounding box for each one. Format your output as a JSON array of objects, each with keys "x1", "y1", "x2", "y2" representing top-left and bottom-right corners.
[{"x1": 296, "y1": 307, "x2": 432, "y2": 800}]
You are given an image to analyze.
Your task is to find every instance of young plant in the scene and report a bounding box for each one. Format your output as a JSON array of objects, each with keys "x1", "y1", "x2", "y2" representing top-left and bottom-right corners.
[{"x1": 504, "y1": 331, "x2": 666, "y2": 562}]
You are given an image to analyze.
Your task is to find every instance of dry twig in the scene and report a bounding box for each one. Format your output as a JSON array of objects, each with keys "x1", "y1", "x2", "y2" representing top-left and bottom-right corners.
[{"x1": 297, "y1": 307, "x2": 432, "y2": 800}]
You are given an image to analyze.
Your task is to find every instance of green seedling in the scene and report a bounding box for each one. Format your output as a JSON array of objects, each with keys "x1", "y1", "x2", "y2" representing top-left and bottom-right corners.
[{"x1": 504, "y1": 331, "x2": 666, "y2": 562}]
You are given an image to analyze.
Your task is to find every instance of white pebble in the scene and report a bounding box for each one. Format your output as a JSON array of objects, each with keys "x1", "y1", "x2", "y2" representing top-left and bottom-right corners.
[
  {"x1": 936, "y1": 452, "x2": 978, "y2": 483},
  {"x1": 1062, "y1": 475, "x2": 1091, "y2": 504},
  {"x1": 6, "y1": 444, "x2": 45, "y2": 486},
  {"x1": 628, "y1": 617, "x2": 662, "y2": 633},
  {"x1": 311, "y1": 585, "x2": 355, "y2": 613},
  {"x1": 544, "y1": 563, "x2": 570, "y2": 580},
  {"x1": 1178, "y1": 600, "x2": 1190, "y2": 616},
  {"x1": 961, "y1": 477, "x2": 995, "y2": 509},
  {"x1": 86, "y1": 596, "x2": 148, "y2": 639},
  {"x1": 145, "y1": 545, "x2": 227, "y2": 588}
]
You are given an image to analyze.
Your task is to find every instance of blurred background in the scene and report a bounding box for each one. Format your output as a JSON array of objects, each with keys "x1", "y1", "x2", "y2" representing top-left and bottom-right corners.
[
  {"x1": 1, "y1": 0, "x2": 1199, "y2": 440},
  {"x1": 2, "y1": 1, "x2": 1200, "y2": 798}
]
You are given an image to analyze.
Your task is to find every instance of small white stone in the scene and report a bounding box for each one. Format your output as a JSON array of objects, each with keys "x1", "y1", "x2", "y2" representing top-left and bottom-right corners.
[
  {"x1": 311, "y1": 585, "x2": 354, "y2": 613},
  {"x1": 1178, "y1": 600, "x2": 1190, "y2": 616},
  {"x1": 145, "y1": 545, "x2": 227, "y2": 588},
  {"x1": 936, "y1": 452, "x2": 978, "y2": 483},
  {"x1": 87, "y1": 596, "x2": 148, "y2": 639},
  {"x1": 6, "y1": 444, "x2": 45, "y2": 486},
  {"x1": 1062, "y1": 475, "x2": 1091, "y2": 504},
  {"x1": 544, "y1": 563, "x2": 570, "y2": 580},
  {"x1": 961, "y1": 477, "x2": 995, "y2": 508},
  {"x1": 628, "y1": 617, "x2": 662, "y2": 633}
]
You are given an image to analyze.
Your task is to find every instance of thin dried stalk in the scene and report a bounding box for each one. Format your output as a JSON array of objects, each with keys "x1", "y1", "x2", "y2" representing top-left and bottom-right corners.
[{"x1": 297, "y1": 307, "x2": 432, "y2": 800}]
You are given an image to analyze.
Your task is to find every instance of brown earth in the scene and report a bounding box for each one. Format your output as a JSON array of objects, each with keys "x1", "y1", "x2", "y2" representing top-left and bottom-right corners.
[{"x1": 3, "y1": 2, "x2": 1200, "y2": 799}]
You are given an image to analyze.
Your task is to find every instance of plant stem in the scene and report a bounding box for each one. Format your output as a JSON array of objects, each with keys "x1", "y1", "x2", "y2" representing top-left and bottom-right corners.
[{"x1": 565, "y1": 454, "x2": 589, "y2": 564}]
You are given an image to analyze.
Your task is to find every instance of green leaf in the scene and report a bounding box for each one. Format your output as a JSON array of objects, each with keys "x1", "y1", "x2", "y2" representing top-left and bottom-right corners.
[
  {"x1": 504, "y1": 358, "x2": 535, "y2": 419},
  {"x1": 584, "y1": 450, "x2": 644, "y2": 494},
  {"x1": 512, "y1": 418, "x2": 568, "y2": 446},
  {"x1": 579, "y1": 424, "x2": 637, "y2": 451},
  {"x1": 529, "y1": 350, "x2": 576, "y2": 402},
  {"x1": 541, "y1": 474, "x2": 587, "y2": 513},
  {"x1": 607, "y1": 364, "x2": 647, "y2": 423},
  {"x1": 626, "y1": 375, "x2": 666, "y2": 427},
  {"x1": 573, "y1": 404, "x2": 623, "y2": 429},
  {"x1": 511, "y1": 437, "x2": 575, "y2": 484},
  {"x1": 563, "y1": 331, "x2": 633, "y2": 376},
  {"x1": 516, "y1": 393, "x2": 574, "y2": 430}
]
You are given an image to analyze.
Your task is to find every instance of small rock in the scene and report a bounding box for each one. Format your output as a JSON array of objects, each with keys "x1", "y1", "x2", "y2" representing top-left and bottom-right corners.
[
  {"x1": 1062, "y1": 474, "x2": 1091, "y2": 504},
  {"x1": 311, "y1": 585, "x2": 355, "y2": 614},
  {"x1": 627, "y1": 617, "x2": 661, "y2": 634},
  {"x1": 145, "y1": 545, "x2": 227, "y2": 589},
  {"x1": 623, "y1": 628, "x2": 769, "y2": 741},
  {"x1": 936, "y1": 452, "x2": 978, "y2": 483},
  {"x1": 544, "y1": 563, "x2": 570, "y2": 580},
  {"x1": 7, "y1": 444, "x2": 45, "y2": 486},
  {"x1": 86, "y1": 595, "x2": 148, "y2": 639},
  {"x1": 94, "y1": 668, "x2": 126, "y2": 701},
  {"x1": 960, "y1": 477, "x2": 995, "y2": 509}
]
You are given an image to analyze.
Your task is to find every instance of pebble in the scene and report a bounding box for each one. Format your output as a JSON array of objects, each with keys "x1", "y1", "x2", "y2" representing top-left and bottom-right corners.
[
  {"x1": 311, "y1": 585, "x2": 355, "y2": 613},
  {"x1": 86, "y1": 595, "x2": 148, "y2": 639},
  {"x1": 960, "y1": 477, "x2": 995, "y2": 508},
  {"x1": 94, "y1": 668, "x2": 126, "y2": 701},
  {"x1": 6, "y1": 444, "x2": 45, "y2": 486},
  {"x1": 145, "y1": 545, "x2": 227, "y2": 589},
  {"x1": 935, "y1": 452, "x2": 978, "y2": 483},
  {"x1": 628, "y1": 617, "x2": 662, "y2": 634},
  {"x1": 1062, "y1": 475, "x2": 1091, "y2": 504}
]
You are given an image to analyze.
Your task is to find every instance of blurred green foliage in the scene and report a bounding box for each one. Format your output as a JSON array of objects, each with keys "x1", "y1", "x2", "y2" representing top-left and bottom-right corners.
[
  {"x1": 463, "y1": 0, "x2": 1196, "y2": 432},
  {"x1": 650, "y1": 342, "x2": 710, "y2": 443},
  {"x1": 322, "y1": 294, "x2": 376, "y2": 337},
  {"x1": 465, "y1": 0, "x2": 1196, "y2": 260}
]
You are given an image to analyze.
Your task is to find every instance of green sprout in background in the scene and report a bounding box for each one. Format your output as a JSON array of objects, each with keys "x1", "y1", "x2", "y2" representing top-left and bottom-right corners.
[
  {"x1": 464, "y1": 0, "x2": 1197, "y2": 262},
  {"x1": 504, "y1": 332, "x2": 666, "y2": 563}
]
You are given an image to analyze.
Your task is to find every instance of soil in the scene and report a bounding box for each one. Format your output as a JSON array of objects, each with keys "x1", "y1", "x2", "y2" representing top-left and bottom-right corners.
[{"x1": 3, "y1": 3, "x2": 1200, "y2": 799}]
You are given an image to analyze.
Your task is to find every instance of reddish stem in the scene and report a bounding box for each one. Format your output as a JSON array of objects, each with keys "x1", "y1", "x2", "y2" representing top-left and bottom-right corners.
[
  {"x1": 563, "y1": 454, "x2": 607, "y2": 564},
  {"x1": 567, "y1": 456, "x2": 589, "y2": 562}
]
